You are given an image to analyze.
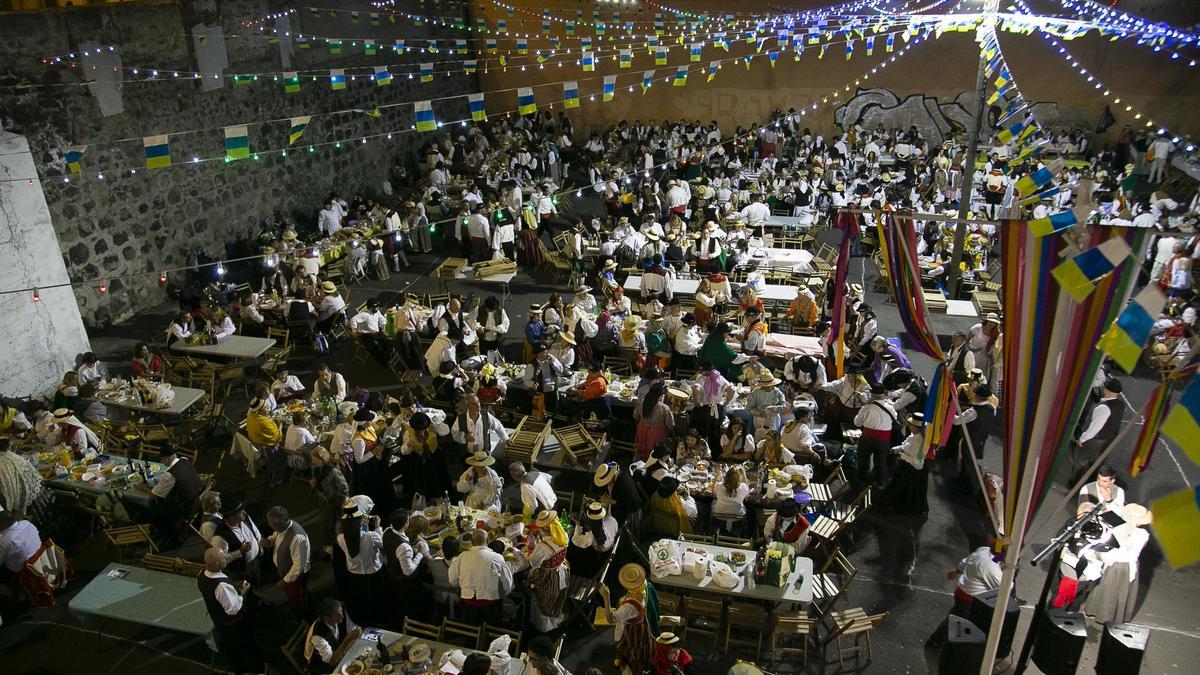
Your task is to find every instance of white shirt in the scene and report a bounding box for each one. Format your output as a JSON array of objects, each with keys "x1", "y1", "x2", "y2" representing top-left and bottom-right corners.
[
  {"x1": 312, "y1": 372, "x2": 347, "y2": 403},
  {"x1": 211, "y1": 316, "x2": 236, "y2": 340},
  {"x1": 1078, "y1": 481, "x2": 1126, "y2": 513},
  {"x1": 391, "y1": 530, "x2": 429, "y2": 577},
  {"x1": 713, "y1": 482, "x2": 750, "y2": 516},
  {"x1": 338, "y1": 527, "x2": 385, "y2": 574},
  {"x1": 739, "y1": 201, "x2": 771, "y2": 225},
  {"x1": 571, "y1": 517, "x2": 619, "y2": 552},
  {"x1": 957, "y1": 546, "x2": 1002, "y2": 597},
  {"x1": 309, "y1": 615, "x2": 359, "y2": 664},
  {"x1": 666, "y1": 186, "x2": 689, "y2": 208},
  {"x1": 448, "y1": 546, "x2": 514, "y2": 600},
  {"x1": 519, "y1": 472, "x2": 557, "y2": 513},
  {"x1": 212, "y1": 518, "x2": 263, "y2": 564},
  {"x1": 266, "y1": 522, "x2": 311, "y2": 583},
  {"x1": 0, "y1": 520, "x2": 41, "y2": 572},
  {"x1": 424, "y1": 335, "x2": 457, "y2": 376},
  {"x1": 1078, "y1": 397, "x2": 1115, "y2": 444},
  {"x1": 674, "y1": 326, "x2": 701, "y2": 355},
  {"x1": 271, "y1": 375, "x2": 305, "y2": 399},
  {"x1": 202, "y1": 571, "x2": 243, "y2": 616},
  {"x1": 150, "y1": 456, "x2": 180, "y2": 498},
  {"x1": 854, "y1": 399, "x2": 896, "y2": 432},
  {"x1": 284, "y1": 425, "x2": 317, "y2": 453},
  {"x1": 450, "y1": 412, "x2": 510, "y2": 455},
  {"x1": 318, "y1": 208, "x2": 342, "y2": 236},
  {"x1": 350, "y1": 310, "x2": 386, "y2": 334},
  {"x1": 77, "y1": 362, "x2": 105, "y2": 385},
  {"x1": 317, "y1": 294, "x2": 347, "y2": 321}
]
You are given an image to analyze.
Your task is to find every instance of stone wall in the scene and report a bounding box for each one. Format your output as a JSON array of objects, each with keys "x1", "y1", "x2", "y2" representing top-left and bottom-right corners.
[{"x1": 0, "y1": 0, "x2": 479, "y2": 327}]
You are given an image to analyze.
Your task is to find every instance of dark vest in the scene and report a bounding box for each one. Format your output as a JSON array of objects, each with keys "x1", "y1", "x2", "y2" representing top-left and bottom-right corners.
[
  {"x1": 197, "y1": 573, "x2": 244, "y2": 626},
  {"x1": 307, "y1": 616, "x2": 350, "y2": 672},
  {"x1": 967, "y1": 402, "x2": 997, "y2": 452},
  {"x1": 211, "y1": 520, "x2": 249, "y2": 573},
  {"x1": 165, "y1": 458, "x2": 204, "y2": 510},
  {"x1": 382, "y1": 528, "x2": 406, "y2": 583},
  {"x1": 272, "y1": 521, "x2": 307, "y2": 579},
  {"x1": 950, "y1": 347, "x2": 970, "y2": 383},
  {"x1": 1093, "y1": 398, "x2": 1125, "y2": 444}
]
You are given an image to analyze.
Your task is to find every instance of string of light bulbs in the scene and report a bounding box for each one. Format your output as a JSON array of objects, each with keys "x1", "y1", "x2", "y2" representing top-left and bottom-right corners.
[
  {"x1": 9, "y1": 33, "x2": 930, "y2": 300},
  {"x1": 12, "y1": 25, "x2": 923, "y2": 168},
  {"x1": 1012, "y1": 0, "x2": 1196, "y2": 151}
]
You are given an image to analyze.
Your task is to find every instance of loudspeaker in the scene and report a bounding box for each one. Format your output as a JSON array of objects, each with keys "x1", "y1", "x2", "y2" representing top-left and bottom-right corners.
[
  {"x1": 1031, "y1": 608, "x2": 1087, "y2": 675},
  {"x1": 1096, "y1": 622, "x2": 1149, "y2": 674},
  {"x1": 939, "y1": 615, "x2": 986, "y2": 674},
  {"x1": 968, "y1": 589, "x2": 1020, "y2": 657}
]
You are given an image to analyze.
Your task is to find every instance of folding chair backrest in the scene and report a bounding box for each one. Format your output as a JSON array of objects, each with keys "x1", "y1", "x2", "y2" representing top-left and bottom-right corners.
[
  {"x1": 481, "y1": 623, "x2": 522, "y2": 656},
  {"x1": 715, "y1": 534, "x2": 753, "y2": 549},
  {"x1": 142, "y1": 553, "x2": 177, "y2": 573},
  {"x1": 441, "y1": 618, "x2": 481, "y2": 647},
  {"x1": 404, "y1": 617, "x2": 443, "y2": 641}
]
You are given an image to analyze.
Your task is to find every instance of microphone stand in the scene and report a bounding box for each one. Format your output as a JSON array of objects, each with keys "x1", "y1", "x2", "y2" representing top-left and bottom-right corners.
[{"x1": 1012, "y1": 500, "x2": 1106, "y2": 673}]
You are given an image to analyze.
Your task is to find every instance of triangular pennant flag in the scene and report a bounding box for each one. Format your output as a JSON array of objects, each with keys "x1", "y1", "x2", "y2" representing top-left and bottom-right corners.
[
  {"x1": 225, "y1": 125, "x2": 249, "y2": 161},
  {"x1": 673, "y1": 65, "x2": 688, "y2": 86},
  {"x1": 642, "y1": 69, "x2": 654, "y2": 93},
  {"x1": 603, "y1": 74, "x2": 616, "y2": 102},
  {"x1": 288, "y1": 116, "x2": 310, "y2": 145},
  {"x1": 395, "y1": 39, "x2": 406, "y2": 54},
  {"x1": 468, "y1": 93, "x2": 486, "y2": 122},
  {"x1": 563, "y1": 81, "x2": 580, "y2": 108},
  {"x1": 517, "y1": 87, "x2": 536, "y2": 115},
  {"x1": 370, "y1": 13, "x2": 380, "y2": 27},
  {"x1": 1029, "y1": 209, "x2": 1077, "y2": 237},
  {"x1": 485, "y1": 38, "x2": 496, "y2": 53},
  {"x1": 1099, "y1": 285, "x2": 1168, "y2": 372},
  {"x1": 769, "y1": 51, "x2": 778, "y2": 68},
  {"x1": 1050, "y1": 237, "x2": 1132, "y2": 302},
  {"x1": 233, "y1": 75, "x2": 252, "y2": 86},
  {"x1": 655, "y1": 47, "x2": 667, "y2": 66},
  {"x1": 357, "y1": 107, "x2": 381, "y2": 119},
  {"x1": 707, "y1": 61, "x2": 719, "y2": 82},
  {"x1": 143, "y1": 134, "x2": 171, "y2": 169},
  {"x1": 866, "y1": 36, "x2": 875, "y2": 55},
  {"x1": 455, "y1": 39, "x2": 467, "y2": 55},
  {"x1": 64, "y1": 145, "x2": 86, "y2": 173},
  {"x1": 1161, "y1": 377, "x2": 1200, "y2": 466},
  {"x1": 328, "y1": 40, "x2": 342, "y2": 55},
  {"x1": 414, "y1": 101, "x2": 437, "y2": 132},
  {"x1": 517, "y1": 38, "x2": 528, "y2": 55},
  {"x1": 886, "y1": 33, "x2": 895, "y2": 52}
]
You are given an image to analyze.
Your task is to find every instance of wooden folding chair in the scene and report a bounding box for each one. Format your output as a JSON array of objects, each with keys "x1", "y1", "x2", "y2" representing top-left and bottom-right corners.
[
  {"x1": 505, "y1": 416, "x2": 552, "y2": 465},
  {"x1": 480, "y1": 623, "x2": 522, "y2": 656},
  {"x1": 174, "y1": 557, "x2": 206, "y2": 577},
  {"x1": 141, "y1": 553, "x2": 177, "y2": 573},
  {"x1": 771, "y1": 611, "x2": 816, "y2": 667},
  {"x1": 725, "y1": 601, "x2": 769, "y2": 657},
  {"x1": 105, "y1": 524, "x2": 157, "y2": 562},
  {"x1": 826, "y1": 608, "x2": 887, "y2": 666},
  {"x1": 441, "y1": 618, "x2": 482, "y2": 648},
  {"x1": 280, "y1": 623, "x2": 308, "y2": 674},
  {"x1": 811, "y1": 550, "x2": 858, "y2": 626},
  {"x1": 403, "y1": 617, "x2": 442, "y2": 641},
  {"x1": 680, "y1": 533, "x2": 715, "y2": 544},
  {"x1": 681, "y1": 595, "x2": 724, "y2": 641},
  {"x1": 714, "y1": 534, "x2": 754, "y2": 549}
]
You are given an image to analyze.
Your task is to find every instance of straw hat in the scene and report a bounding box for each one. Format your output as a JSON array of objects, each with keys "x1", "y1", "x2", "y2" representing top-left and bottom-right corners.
[
  {"x1": 262, "y1": 246, "x2": 276, "y2": 254},
  {"x1": 576, "y1": 284, "x2": 594, "y2": 293},
  {"x1": 52, "y1": 408, "x2": 73, "y2": 421},
  {"x1": 593, "y1": 462, "x2": 619, "y2": 487},
  {"x1": 342, "y1": 498, "x2": 369, "y2": 518},
  {"x1": 646, "y1": 231, "x2": 660, "y2": 241},
  {"x1": 703, "y1": 221, "x2": 718, "y2": 233},
  {"x1": 320, "y1": 281, "x2": 338, "y2": 295},
  {"x1": 558, "y1": 331, "x2": 577, "y2": 345},
  {"x1": 623, "y1": 315, "x2": 644, "y2": 331},
  {"x1": 585, "y1": 502, "x2": 607, "y2": 520},
  {"x1": 1120, "y1": 503, "x2": 1153, "y2": 527},
  {"x1": 985, "y1": 312, "x2": 1001, "y2": 324},
  {"x1": 281, "y1": 230, "x2": 298, "y2": 241},
  {"x1": 248, "y1": 397, "x2": 268, "y2": 413},
  {"x1": 529, "y1": 303, "x2": 544, "y2": 314},
  {"x1": 534, "y1": 510, "x2": 559, "y2": 528},
  {"x1": 604, "y1": 259, "x2": 618, "y2": 271},
  {"x1": 656, "y1": 632, "x2": 681, "y2": 645},
  {"x1": 907, "y1": 412, "x2": 926, "y2": 427},
  {"x1": 618, "y1": 563, "x2": 647, "y2": 590},
  {"x1": 666, "y1": 386, "x2": 691, "y2": 400},
  {"x1": 466, "y1": 450, "x2": 496, "y2": 467},
  {"x1": 757, "y1": 372, "x2": 782, "y2": 387}
]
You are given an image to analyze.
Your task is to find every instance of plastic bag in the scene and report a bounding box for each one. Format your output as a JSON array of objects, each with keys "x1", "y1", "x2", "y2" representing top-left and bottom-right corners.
[
  {"x1": 411, "y1": 493, "x2": 427, "y2": 511},
  {"x1": 649, "y1": 539, "x2": 683, "y2": 578},
  {"x1": 710, "y1": 561, "x2": 740, "y2": 589}
]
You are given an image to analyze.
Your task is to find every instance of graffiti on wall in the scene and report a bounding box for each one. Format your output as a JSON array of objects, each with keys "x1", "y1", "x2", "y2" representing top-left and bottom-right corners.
[{"x1": 833, "y1": 87, "x2": 1078, "y2": 146}]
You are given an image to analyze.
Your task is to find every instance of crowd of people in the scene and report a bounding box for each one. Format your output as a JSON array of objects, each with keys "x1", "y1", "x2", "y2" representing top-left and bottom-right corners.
[{"x1": 1, "y1": 100, "x2": 1198, "y2": 674}]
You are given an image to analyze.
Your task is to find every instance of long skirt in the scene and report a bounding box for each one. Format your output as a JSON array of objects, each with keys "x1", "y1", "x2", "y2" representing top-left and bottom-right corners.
[
  {"x1": 634, "y1": 424, "x2": 669, "y2": 461},
  {"x1": 1083, "y1": 562, "x2": 1138, "y2": 624},
  {"x1": 519, "y1": 228, "x2": 543, "y2": 266},
  {"x1": 343, "y1": 569, "x2": 389, "y2": 627},
  {"x1": 529, "y1": 562, "x2": 570, "y2": 632},
  {"x1": 880, "y1": 462, "x2": 929, "y2": 515},
  {"x1": 616, "y1": 619, "x2": 653, "y2": 672}
]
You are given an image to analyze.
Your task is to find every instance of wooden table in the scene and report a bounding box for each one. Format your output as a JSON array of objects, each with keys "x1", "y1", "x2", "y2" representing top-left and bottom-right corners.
[
  {"x1": 336, "y1": 629, "x2": 526, "y2": 674},
  {"x1": 648, "y1": 539, "x2": 814, "y2": 606},
  {"x1": 95, "y1": 385, "x2": 207, "y2": 416},
  {"x1": 38, "y1": 453, "x2": 163, "y2": 508},
  {"x1": 624, "y1": 276, "x2": 796, "y2": 302},
  {"x1": 454, "y1": 268, "x2": 517, "y2": 303},
  {"x1": 762, "y1": 333, "x2": 824, "y2": 359},
  {"x1": 70, "y1": 563, "x2": 212, "y2": 636},
  {"x1": 170, "y1": 336, "x2": 275, "y2": 360}
]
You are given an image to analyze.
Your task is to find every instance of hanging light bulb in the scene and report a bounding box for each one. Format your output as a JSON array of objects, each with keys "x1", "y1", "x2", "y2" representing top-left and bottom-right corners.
[
  {"x1": 98, "y1": 281, "x2": 108, "y2": 294},
  {"x1": 32, "y1": 288, "x2": 41, "y2": 302},
  {"x1": 159, "y1": 271, "x2": 168, "y2": 285},
  {"x1": 216, "y1": 261, "x2": 226, "y2": 276}
]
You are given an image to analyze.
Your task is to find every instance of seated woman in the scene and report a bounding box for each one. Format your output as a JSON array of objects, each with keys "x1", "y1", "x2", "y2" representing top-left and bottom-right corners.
[
  {"x1": 569, "y1": 502, "x2": 619, "y2": 578},
  {"x1": 208, "y1": 308, "x2": 237, "y2": 340},
  {"x1": 166, "y1": 311, "x2": 194, "y2": 345},
  {"x1": 674, "y1": 429, "x2": 710, "y2": 466},
  {"x1": 130, "y1": 343, "x2": 164, "y2": 378},
  {"x1": 712, "y1": 466, "x2": 750, "y2": 534},
  {"x1": 755, "y1": 428, "x2": 796, "y2": 465},
  {"x1": 718, "y1": 417, "x2": 756, "y2": 462},
  {"x1": 53, "y1": 372, "x2": 80, "y2": 411},
  {"x1": 643, "y1": 476, "x2": 693, "y2": 541}
]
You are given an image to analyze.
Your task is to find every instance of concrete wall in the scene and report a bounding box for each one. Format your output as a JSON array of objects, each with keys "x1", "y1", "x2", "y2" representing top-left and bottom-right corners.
[
  {"x1": 0, "y1": 0, "x2": 479, "y2": 327},
  {"x1": 0, "y1": 132, "x2": 92, "y2": 398},
  {"x1": 469, "y1": 1, "x2": 1200, "y2": 141}
]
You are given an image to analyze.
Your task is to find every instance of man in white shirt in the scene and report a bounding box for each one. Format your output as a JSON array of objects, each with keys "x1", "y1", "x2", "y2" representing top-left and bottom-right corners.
[
  {"x1": 949, "y1": 545, "x2": 1003, "y2": 615},
  {"x1": 1078, "y1": 464, "x2": 1126, "y2": 514},
  {"x1": 424, "y1": 328, "x2": 461, "y2": 378},
  {"x1": 304, "y1": 598, "x2": 361, "y2": 671},
  {"x1": 318, "y1": 200, "x2": 342, "y2": 237},
  {"x1": 448, "y1": 529, "x2": 514, "y2": 625},
  {"x1": 76, "y1": 352, "x2": 105, "y2": 385},
  {"x1": 262, "y1": 505, "x2": 311, "y2": 617},
  {"x1": 854, "y1": 385, "x2": 898, "y2": 486},
  {"x1": 739, "y1": 194, "x2": 771, "y2": 228},
  {"x1": 270, "y1": 367, "x2": 306, "y2": 402},
  {"x1": 349, "y1": 299, "x2": 388, "y2": 360},
  {"x1": 509, "y1": 461, "x2": 556, "y2": 516},
  {"x1": 210, "y1": 499, "x2": 264, "y2": 587},
  {"x1": 198, "y1": 547, "x2": 263, "y2": 673},
  {"x1": 450, "y1": 395, "x2": 509, "y2": 457},
  {"x1": 1147, "y1": 134, "x2": 1174, "y2": 184},
  {"x1": 666, "y1": 180, "x2": 690, "y2": 217},
  {"x1": 315, "y1": 281, "x2": 347, "y2": 333},
  {"x1": 467, "y1": 203, "x2": 492, "y2": 262}
]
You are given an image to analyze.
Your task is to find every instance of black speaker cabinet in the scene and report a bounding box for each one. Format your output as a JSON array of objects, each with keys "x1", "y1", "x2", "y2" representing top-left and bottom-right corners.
[
  {"x1": 1031, "y1": 608, "x2": 1088, "y2": 675},
  {"x1": 940, "y1": 615, "x2": 987, "y2": 674},
  {"x1": 1096, "y1": 622, "x2": 1149, "y2": 674},
  {"x1": 968, "y1": 589, "x2": 1020, "y2": 657}
]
